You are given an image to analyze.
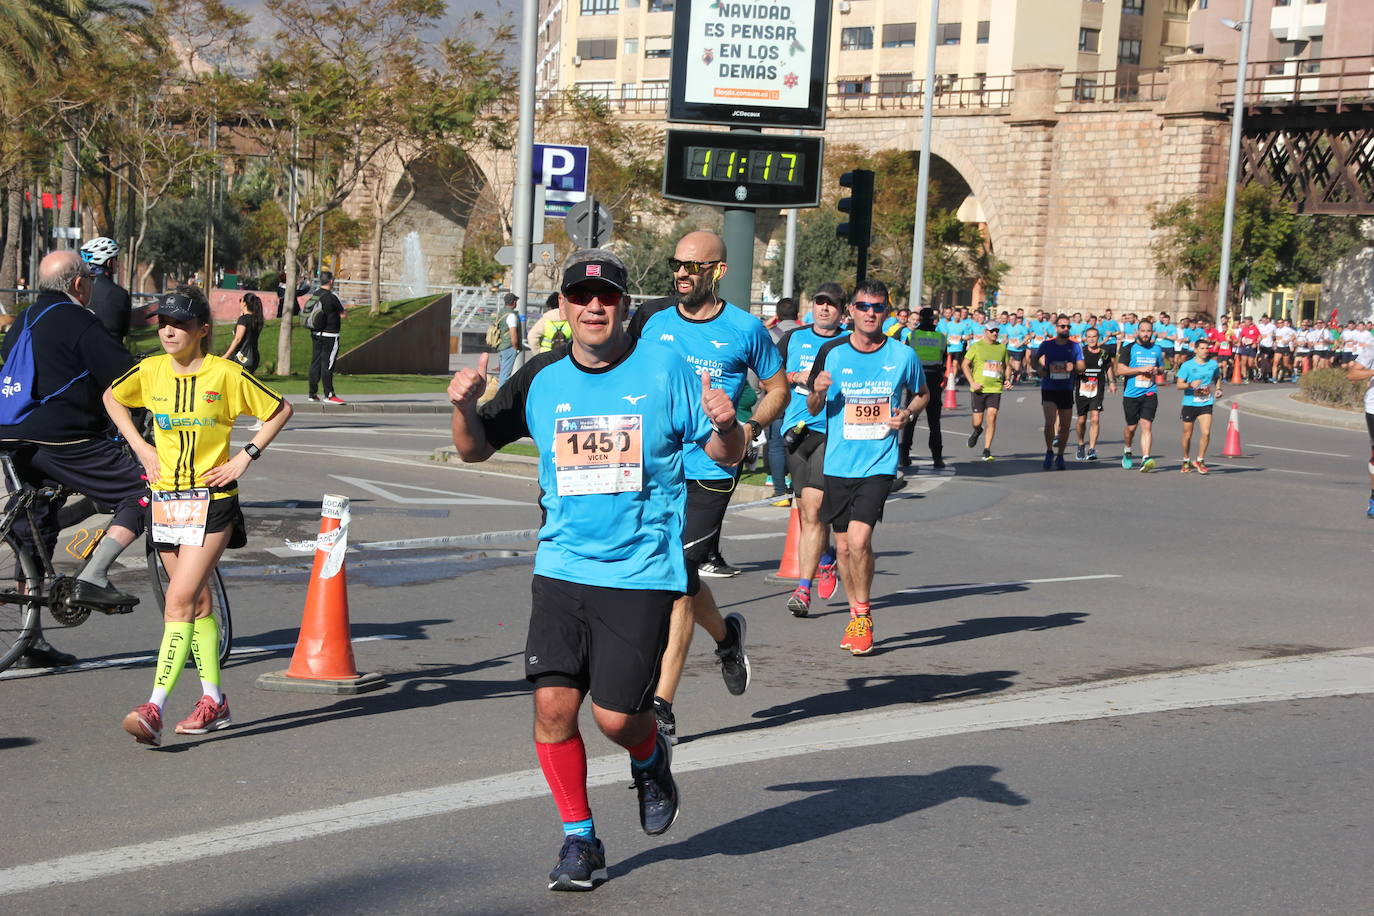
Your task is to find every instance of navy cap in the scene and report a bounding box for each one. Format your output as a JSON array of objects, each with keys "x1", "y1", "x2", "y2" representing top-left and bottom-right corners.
[
  {"x1": 561, "y1": 259, "x2": 627, "y2": 294},
  {"x1": 153, "y1": 293, "x2": 210, "y2": 324}
]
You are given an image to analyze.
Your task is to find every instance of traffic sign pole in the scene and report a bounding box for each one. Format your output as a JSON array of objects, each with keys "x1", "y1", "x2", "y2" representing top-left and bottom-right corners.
[
  {"x1": 511, "y1": 0, "x2": 538, "y2": 366},
  {"x1": 720, "y1": 129, "x2": 758, "y2": 312}
]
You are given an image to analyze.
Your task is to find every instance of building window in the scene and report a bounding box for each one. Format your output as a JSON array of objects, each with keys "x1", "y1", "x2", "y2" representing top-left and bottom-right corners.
[
  {"x1": 1079, "y1": 28, "x2": 1100, "y2": 53},
  {"x1": 882, "y1": 23, "x2": 916, "y2": 48},
  {"x1": 878, "y1": 72, "x2": 914, "y2": 95},
  {"x1": 580, "y1": 0, "x2": 617, "y2": 14},
  {"x1": 1122, "y1": 0, "x2": 1143, "y2": 14},
  {"x1": 1197, "y1": 0, "x2": 1208, "y2": 7},
  {"x1": 977, "y1": 20, "x2": 990, "y2": 44},
  {"x1": 841, "y1": 26, "x2": 874, "y2": 50},
  {"x1": 837, "y1": 76, "x2": 872, "y2": 96},
  {"x1": 648, "y1": 0, "x2": 673, "y2": 11},
  {"x1": 643, "y1": 80, "x2": 669, "y2": 99},
  {"x1": 576, "y1": 38, "x2": 616, "y2": 60},
  {"x1": 937, "y1": 22, "x2": 961, "y2": 45},
  {"x1": 621, "y1": 83, "x2": 637, "y2": 98},
  {"x1": 644, "y1": 35, "x2": 672, "y2": 58},
  {"x1": 1073, "y1": 78, "x2": 1098, "y2": 101},
  {"x1": 574, "y1": 81, "x2": 614, "y2": 98},
  {"x1": 1305, "y1": 35, "x2": 1323, "y2": 72},
  {"x1": 1118, "y1": 38, "x2": 1141, "y2": 65},
  {"x1": 624, "y1": 38, "x2": 638, "y2": 55}
]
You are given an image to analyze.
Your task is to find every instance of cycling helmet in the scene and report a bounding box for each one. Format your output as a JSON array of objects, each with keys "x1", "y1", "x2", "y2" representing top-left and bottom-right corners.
[{"x1": 80, "y1": 236, "x2": 120, "y2": 266}]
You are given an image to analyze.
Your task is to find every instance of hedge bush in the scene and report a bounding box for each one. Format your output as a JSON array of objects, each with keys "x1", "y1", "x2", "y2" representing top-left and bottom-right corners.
[{"x1": 1297, "y1": 367, "x2": 1365, "y2": 409}]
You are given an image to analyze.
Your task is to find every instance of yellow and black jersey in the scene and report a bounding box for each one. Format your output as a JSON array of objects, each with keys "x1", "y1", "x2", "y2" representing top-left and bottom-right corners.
[{"x1": 111, "y1": 354, "x2": 283, "y2": 493}]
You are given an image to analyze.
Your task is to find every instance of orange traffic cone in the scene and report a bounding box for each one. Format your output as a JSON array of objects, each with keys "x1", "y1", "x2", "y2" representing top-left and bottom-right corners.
[
  {"x1": 257, "y1": 495, "x2": 386, "y2": 695},
  {"x1": 942, "y1": 378, "x2": 959, "y2": 410},
  {"x1": 1230, "y1": 356, "x2": 1244, "y2": 384},
  {"x1": 1221, "y1": 402, "x2": 1244, "y2": 458},
  {"x1": 764, "y1": 504, "x2": 803, "y2": 584}
]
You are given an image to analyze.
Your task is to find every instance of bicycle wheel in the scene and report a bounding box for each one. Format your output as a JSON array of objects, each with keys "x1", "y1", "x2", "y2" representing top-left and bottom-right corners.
[
  {"x1": 0, "y1": 533, "x2": 42, "y2": 672},
  {"x1": 145, "y1": 538, "x2": 233, "y2": 667}
]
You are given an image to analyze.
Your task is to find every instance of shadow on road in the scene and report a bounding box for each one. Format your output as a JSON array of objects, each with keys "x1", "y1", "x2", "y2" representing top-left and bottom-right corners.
[
  {"x1": 160, "y1": 652, "x2": 526, "y2": 751},
  {"x1": 223, "y1": 618, "x2": 452, "y2": 670},
  {"x1": 612, "y1": 765, "x2": 1029, "y2": 876},
  {"x1": 879, "y1": 612, "x2": 1089, "y2": 649},
  {"x1": 683, "y1": 670, "x2": 1017, "y2": 744},
  {"x1": 0, "y1": 737, "x2": 37, "y2": 750}
]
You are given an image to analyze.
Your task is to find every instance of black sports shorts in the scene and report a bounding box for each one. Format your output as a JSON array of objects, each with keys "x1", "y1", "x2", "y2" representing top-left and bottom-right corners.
[
  {"x1": 785, "y1": 429, "x2": 826, "y2": 494},
  {"x1": 821, "y1": 474, "x2": 892, "y2": 532},
  {"x1": 971, "y1": 391, "x2": 1002, "y2": 412},
  {"x1": 150, "y1": 492, "x2": 246, "y2": 551},
  {"x1": 525, "y1": 574, "x2": 675, "y2": 715},
  {"x1": 1041, "y1": 388, "x2": 1073, "y2": 410},
  {"x1": 1180, "y1": 404, "x2": 1214, "y2": 422},
  {"x1": 682, "y1": 477, "x2": 734, "y2": 595},
  {"x1": 1123, "y1": 394, "x2": 1158, "y2": 426}
]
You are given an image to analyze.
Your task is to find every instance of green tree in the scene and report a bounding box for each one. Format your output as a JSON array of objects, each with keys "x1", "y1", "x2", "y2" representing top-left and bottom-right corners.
[
  {"x1": 760, "y1": 209, "x2": 856, "y2": 299},
  {"x1": 143, "y1": 193, "x2": 244, "y2": 282},
  {"x1": 1150, "y1": 183, "x2": 1364, "y2": 315}
]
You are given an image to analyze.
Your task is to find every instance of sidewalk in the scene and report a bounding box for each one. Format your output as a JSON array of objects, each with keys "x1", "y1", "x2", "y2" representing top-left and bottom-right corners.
[
  {"x1": 287, "y1": 351, "x2": 481, "y2": 414},
  {"x1": 1233, "y1": 385, "x2": 1368, "y2": 432}
]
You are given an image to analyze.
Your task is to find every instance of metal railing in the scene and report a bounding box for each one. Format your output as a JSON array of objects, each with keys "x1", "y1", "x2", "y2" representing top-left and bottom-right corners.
[
  {"x1": 1221, "y1": 54, "x2": 1374, "y2": 110},
  {"x1": 1058, "y1": 68, "x2": 1169, "y2": 105}
]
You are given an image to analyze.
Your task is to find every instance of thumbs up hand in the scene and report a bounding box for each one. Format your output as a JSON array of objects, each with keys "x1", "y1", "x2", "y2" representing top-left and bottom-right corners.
[
  {"x1": 700, "y1": 372, "x2": 736, "y2": 431},
  {"x1": 448, "y1": 352, "x2": 489, "y2": 410}
]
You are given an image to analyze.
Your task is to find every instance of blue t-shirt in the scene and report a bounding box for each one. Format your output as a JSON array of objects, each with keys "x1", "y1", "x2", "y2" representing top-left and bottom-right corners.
[
  {"x1": 1122, "y1": 322, "x2": 1138, "y2": 342},
  {"x1": 1157, "y1": 323, "x2": 1177, "y2": 349},
  {"x1": 640, "y1": 301, "x2": 782, "y2": 478},
  {"x1": 778, "y1": 325, "x2": 844, "y2": 434},
  {"x1": 1070, "y1": 321, "x2": 1089, "y2": 340},
  {"x1": 1184, "y1": 327, "x2": 1205, "y2": 350},
  {"x1": 1099, "y1": 319, "x2": 1120, "y2": 346},
  {"x1": 1120, "y1": 341, "x2": 1165, "y2": 398},
  {"x1": 945, "y1": 318, "x2": 967, "y2": 353},
  {"x1": 1037, "y1": 339, "x2": 1083, "y2": 391},
  {"x1": 809, "y1": 336, "x2": 924, "y2": 478},
  {"x1": 1177, "y1": 358, "x2": 1221, "y2": 407},
  {"x1": 478, "y1": 341, "x2": 713, "y2": 592},
  {"x1": 1028, "y1": 320, "x2": 1054, "y2": 349},
  {"x1": 881, "y1": 316, "x2": 899, "y2": 336},
  {"x1": 1005, "y1": 322, "x2": 1029, "y2": 351}
]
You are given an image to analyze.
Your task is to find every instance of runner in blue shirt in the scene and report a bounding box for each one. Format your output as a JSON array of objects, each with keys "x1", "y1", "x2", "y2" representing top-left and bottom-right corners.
[
  {"x1": 777, "y1": 291, "x2": 846, "y2": 617},
  {"x1": 449, "y1": 249, "x2": 745, "y2": 891},
  {"x1": 944, "y1": 306, "x2": 970, "y2": 369},
  {"x1": 1036, "y1": 314, "x2": 1085, "y2": 470},
  {"x1": 1004, "y1": 316, "x2": 1029, "y2": 385},
  {"x1": 1156, "y1": 313, "x2": 1177, "y2": 378},
  {"x1": 633, "y1": 230, "x2": 786, "y2": 743},
  {"x1": 1099, "y1": 311, "x2": 1121, "y2": 360},
  {"x1": 806, "y1": 279, "x2": 927, "y2": 656},
  {"x1": 1175, "y1": 338, "x2": 1223, "y2": 474},
  {"x1": 1069, "y1": 313, "x2": 1089, "y2": 342},
  {"x1": 1116, "y1": 318, "x2": 1166, "y2": 472}
]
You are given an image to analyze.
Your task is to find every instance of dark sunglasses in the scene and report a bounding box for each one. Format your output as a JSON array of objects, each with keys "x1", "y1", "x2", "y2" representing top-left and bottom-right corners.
[
  {"x1": 564, "y1": 286, "x2": 622, "y2": 306},
  {"x1": 851, "y1": 301, "x2": 888, "y2": 313},
  {"x1": 1056, "y1": 324, "x2": 1071, "y2": 329},
  {"x1": 667, "y1": 258, "x2": 721, "y2": 276}
]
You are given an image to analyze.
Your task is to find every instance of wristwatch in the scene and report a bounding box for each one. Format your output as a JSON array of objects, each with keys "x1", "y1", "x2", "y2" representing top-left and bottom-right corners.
[
  {"x1": 745, "y1": 419, "x2": 762, "y2": 441},
  {"x1": 243, "y1": 443, "x2": 262, "y2": 460}
]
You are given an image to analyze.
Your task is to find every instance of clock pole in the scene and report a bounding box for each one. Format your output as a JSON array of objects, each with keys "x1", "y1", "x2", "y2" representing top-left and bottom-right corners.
[{"x1": 720, "y1": 127, "x2": 760, "y2": 313}]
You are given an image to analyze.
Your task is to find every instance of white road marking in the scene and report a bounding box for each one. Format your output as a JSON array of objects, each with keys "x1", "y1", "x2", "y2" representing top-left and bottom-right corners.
[
  {"x1": 724, "y1": 531, "x2": 788, "y2": 541},
  {"x1": 0, "y1": 635, "x2": 404, "y2": 680},
  {"x1": 1250, "y1": 443, "x2": 1350, "y2": 458},
  {"x1": 4, "y1": 648, "x2": 1373, "y2": 895},
  {"x1": 329, "y1": 475, "x2": 528, "y2": 506},
  {"x1": 1208, "y1": 460, "x2": 1320, "y2": 477},
  {"x1": 898, "y1": 573, "x2": 1120, "y2": 595}
]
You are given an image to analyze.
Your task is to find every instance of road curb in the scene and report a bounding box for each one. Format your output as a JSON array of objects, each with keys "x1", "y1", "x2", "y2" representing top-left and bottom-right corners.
[
  {"x1": 290, "y1": 400, "x2": 451, "y2": 414},
  {"x1": 1234, "y1": 390, "x2": 1366, "y2": 432}
]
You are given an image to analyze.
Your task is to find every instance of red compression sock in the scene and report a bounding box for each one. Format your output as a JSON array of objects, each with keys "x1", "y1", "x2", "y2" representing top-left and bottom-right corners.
[
  {"x1": 627, "y1": 730, "x2": 658, "y2": 764},
  {"x1": 536, "y1": 735, "x2": 591, "y2": 824}
]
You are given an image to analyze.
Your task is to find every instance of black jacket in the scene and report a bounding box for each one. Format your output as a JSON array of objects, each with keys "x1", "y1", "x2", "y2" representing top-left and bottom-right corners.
[
  {"x1": 0, "y1": 291, "x2": 135, "y2": 443},
  {"x1": 87, "y1": 271, "x2": 132, "y2": 343}
]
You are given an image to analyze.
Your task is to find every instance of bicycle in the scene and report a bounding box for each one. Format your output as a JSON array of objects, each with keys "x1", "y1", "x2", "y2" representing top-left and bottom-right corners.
[{"x1": 0, "y1": 451, "x2": 232, "y2": 673}]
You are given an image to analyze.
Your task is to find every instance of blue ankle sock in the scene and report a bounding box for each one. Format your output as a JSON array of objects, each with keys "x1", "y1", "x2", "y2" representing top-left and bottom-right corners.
[
  {"x1": 631, "y1": 746, "x2": 659, "y2": 772},
  {"x1": 563, "y1": 818, "x2": 595, "y2": 839},
  {"x1": 798, "y1": 578, "x2": 812, "y2": 591},
  {"x1": 819, "y1": 549, "x2": 835, "y2": 567}
]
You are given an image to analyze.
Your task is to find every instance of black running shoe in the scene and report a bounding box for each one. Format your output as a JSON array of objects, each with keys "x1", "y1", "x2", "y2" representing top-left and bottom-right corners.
[
  {"x1": 716, "y1": 612, "x2": 751, "y2": 695},
  {"x1": 547, "y1": 835, "x2": 607, "y2": 892},
  {"x1": 632, "y1": 733, "x2": 680, "y2": 836},
  {"x1": 967, "y1": 425, "x2": 983, "y2": 448},
  {"x1": 698, "y1": 553, "x2": 740, "y2": 578},
  {"x1": 653, "y1": 696, "x2": 677, "y2": 745}
]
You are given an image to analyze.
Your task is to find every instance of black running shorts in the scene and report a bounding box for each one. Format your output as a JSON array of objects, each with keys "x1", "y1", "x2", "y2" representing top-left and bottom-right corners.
[
  {"x1": 682, "y1": 477, "x2": 734, "y2": 595},
  {"x1": 1041, "y1": 388, "x2": 1073, "y2": 410},
  {"x1": 1180, "y1": 404, "x2": 1213, "y2": 422},
  {"x1": 821, "y1": 474, "x2": 892, "y2": 532},
  {"x1": 1123, "y1": 394, "x2": 1158, "y2": 425},
  {"x1": 785, "y1": 429, "x2": 827, "y2": 494},
  {"x1": 150, "y1": 492, "x2": 246, "y2": 551},
  {"x1": 971, "y1": 391, "x2": 1002, "y2": 412},
  {"x1": 1075, "y1": 392, "x2": 1105, "y2": 417},
  {"x1": 525, "y1": 575, "x2": 675, "y2": 715}
]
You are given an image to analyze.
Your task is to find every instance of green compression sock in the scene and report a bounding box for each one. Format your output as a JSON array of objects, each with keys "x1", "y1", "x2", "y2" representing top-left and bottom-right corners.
[
  {"x1": 148, "y1": 621, "x2": 194, "y2": 709},
  {"x1": 190, "y1": 615, "x2": 223, "y2": 703}
]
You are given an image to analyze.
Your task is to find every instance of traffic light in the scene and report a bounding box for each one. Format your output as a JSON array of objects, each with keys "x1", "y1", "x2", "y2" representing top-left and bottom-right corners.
[
  {"x1": 837, "y1": 169, "x2": 874, "y2": 283},
  {"x1": 836, "y1": 169, "x2": 874, "y2": 248}
]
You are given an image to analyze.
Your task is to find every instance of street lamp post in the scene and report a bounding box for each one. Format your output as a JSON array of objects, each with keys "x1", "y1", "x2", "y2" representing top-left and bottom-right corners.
[
  {"x1": 908, "y1": 0, "x2": 940, "y2": 308},
  {"x1": 1216, "y1": 0, "x2": 1255, "y2": 326}
]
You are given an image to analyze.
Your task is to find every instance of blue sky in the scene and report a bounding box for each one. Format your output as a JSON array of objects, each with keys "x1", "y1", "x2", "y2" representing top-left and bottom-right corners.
[{"x1": 228, "y1": 0, "x2": 517, "y2": 40}]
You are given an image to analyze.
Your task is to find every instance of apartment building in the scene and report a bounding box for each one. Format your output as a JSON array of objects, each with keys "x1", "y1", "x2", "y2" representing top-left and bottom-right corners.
[
  {"x1": 1187, "y1": 0, "x2": 1374, "y2": 66},
  {"x1": 534, "y1": 0, "x2": 1191, "y2": 103}
]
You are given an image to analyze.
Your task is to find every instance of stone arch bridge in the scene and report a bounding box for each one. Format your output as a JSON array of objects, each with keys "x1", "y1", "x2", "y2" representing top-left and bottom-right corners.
[{"x1": 349, "y1": 55, "x2": 1374, "y2": 316}]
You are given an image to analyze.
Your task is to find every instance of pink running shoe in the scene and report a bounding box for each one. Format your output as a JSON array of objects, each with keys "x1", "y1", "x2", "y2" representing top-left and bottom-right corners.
[
  {"x1": 122, "y1": 703, "x2": 163, "y2": 746},
  {"x1": 816, "y1": 560, "x2": 839, "y2": 600},
  {"x1": 175, "y1": 694, "x2": 232, "y2": 735}
]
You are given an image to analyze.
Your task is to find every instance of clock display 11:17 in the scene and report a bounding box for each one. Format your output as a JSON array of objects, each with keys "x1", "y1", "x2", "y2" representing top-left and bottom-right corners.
[{"x1": 685, "y1": 146, "x2": 804, "y2": 186}]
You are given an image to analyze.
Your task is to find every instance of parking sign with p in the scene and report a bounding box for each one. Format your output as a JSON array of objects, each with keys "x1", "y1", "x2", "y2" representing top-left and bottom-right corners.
[{"x1": 533, "y1": 144, "x2": 589, "y2": 218}]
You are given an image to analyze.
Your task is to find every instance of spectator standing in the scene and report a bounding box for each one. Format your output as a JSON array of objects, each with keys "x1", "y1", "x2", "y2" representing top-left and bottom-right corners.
[
  {"x1": 222, "y1": 293, "x2": 265, "y2": 376},
  {"x1": 80, "y1": 237, "x2": 132, "y2": 347},
  {"x1": 495, "y1": 293, "x2": 521, "y2": 386},
  {"x1": 307, "y1": 272, "x2": 346, "y2": 404}
]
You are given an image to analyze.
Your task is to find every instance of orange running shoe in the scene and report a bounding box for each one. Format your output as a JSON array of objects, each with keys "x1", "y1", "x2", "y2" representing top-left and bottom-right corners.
[
  {"x1": 175, "y1": 694, "x2": 232, "y2": 735},
  {"x1": 1195, "y1": 461, "x2": 1211, "y2": 475},
  {"x1": 840, "y1": 615, "x2": 874, "y2": 655},
  {"x1": 122, "y1": 702, "x2": 163, "y2": 746}
]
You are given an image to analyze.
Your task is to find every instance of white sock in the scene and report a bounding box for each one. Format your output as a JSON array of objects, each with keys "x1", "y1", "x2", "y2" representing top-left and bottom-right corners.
[
  {"x1": 147, "y1": 687, "x2": 168, "y2": 710},
  {"x1": 200, "y1": 680, "x2": 223, "y2": 703}
]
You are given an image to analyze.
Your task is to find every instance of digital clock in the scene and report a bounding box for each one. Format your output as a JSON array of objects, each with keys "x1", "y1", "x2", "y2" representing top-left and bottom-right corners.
[{"x1": 662, "y1": 129, "x2": 823, "y2": 208}]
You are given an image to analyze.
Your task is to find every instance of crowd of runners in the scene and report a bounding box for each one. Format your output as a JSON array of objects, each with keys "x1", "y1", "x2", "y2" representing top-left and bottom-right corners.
[{"x1": 445, "y1": 229, "x2": 1374, "y2": 892}]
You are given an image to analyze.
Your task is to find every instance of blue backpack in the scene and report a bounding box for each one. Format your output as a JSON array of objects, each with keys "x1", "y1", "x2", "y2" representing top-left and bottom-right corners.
[{"x1": 0, "y1": 302, "x2": 90, "y2": 426}]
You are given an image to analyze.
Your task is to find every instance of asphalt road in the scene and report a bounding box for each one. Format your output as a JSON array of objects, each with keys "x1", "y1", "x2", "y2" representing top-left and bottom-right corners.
[{"x1": 2, "y1": 383, "x2": 1370, "y2": 914}]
